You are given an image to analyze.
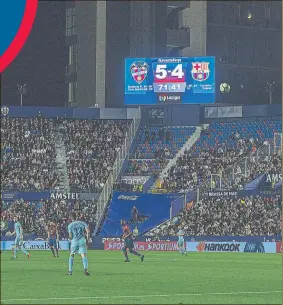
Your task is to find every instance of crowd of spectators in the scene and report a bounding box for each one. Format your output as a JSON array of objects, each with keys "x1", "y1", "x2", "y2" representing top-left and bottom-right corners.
[
  {"x1": 1, "y1": 117, "x2": 59, "y2": 191},
  {"x1": 1, "y1": 198, "x2": 97, "y2": 238},
  {"x1": 125, "y1": 159, "x2": 168, "y2": 176},
  {"x1": 60, "y1": 119, "x2": 131, "y2": 192},
  {"x1": 153, "y1": 195, "x2": 281, "y2": 236},
  {"x1": 131, "y1": 126, "x2": 194, "y2": 159},
  {"x1": 222, "y1": 152, "x2": 282, "y2": 190},
  {"x1": 122, "y1": 127, "x2": 195, "y2": 186},
  {"x1": 158, "y1": 122, "x2": 281, "y2": 193}
]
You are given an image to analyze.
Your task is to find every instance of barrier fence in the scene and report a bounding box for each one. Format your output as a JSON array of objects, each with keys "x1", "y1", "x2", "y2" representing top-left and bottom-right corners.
[{"x1": 2, "y1": 238, "x2": 281, "y2": 254}]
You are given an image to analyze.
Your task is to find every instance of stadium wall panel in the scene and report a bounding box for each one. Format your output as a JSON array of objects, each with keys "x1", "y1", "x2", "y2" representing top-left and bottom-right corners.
[{"x1": 1, "y1": 105, "x2": 281, "y2": 124}]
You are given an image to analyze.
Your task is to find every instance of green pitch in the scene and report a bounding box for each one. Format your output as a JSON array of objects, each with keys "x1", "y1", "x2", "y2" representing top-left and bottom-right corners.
[{"x1": 1, "y1": 251, "x2": 281, "y2": 304}]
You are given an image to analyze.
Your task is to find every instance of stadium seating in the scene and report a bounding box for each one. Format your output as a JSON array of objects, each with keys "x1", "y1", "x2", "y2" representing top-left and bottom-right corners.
[
  {"x1": 161, "y1": 121, "x2": 282, "y2": 193},
  {"x1": 1, "y1": 198, "x2": 97, "y2": 238},
  {"x1": 1, "y1": 116, "x2": 282, "y2": 239},
  {"x1": 153, "y1": 194, "x2": 282, "y2": 236},
  {"x1": 117, "y1": 126, "x2": 196, "y2": 192},
  {"x1": 1, "y1": 118, "x2": 132, "y2": 193},
  {"x1": 58, "y1": 119, "x2": 131, "y2": 192},
  {"x1": 122, "y1": 126, "x2": 196, "y2": 179},
  {"x1": 125, "y1": 159, "x2": 168, "y2": 176},
  {"x1": 1, "y1": 117, "x2": 59, "y2": 191},
  {"x1": 222, "y1": 153, "x2": 282, "y2": 190},
  {"x1": 130, "y1": 126, "x2": 196, "y2": 159}
]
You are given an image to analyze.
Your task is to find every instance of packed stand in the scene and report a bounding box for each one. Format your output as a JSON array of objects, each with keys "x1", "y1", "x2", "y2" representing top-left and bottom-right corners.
[
  {"x1": 160, "y1": 121, "x2": 282, "y2": 193},
  {"x1": 1, "y1": 117, "x2": 59, "y2": 191},
  {"x1": 222, "y1": 152, "x2": 282, "y2": 190},
  {"x1": 125, "y1": 159, "x2": 167, "y2": 176},
  {"x1": 154, "y1": 195, "x2": 282, "y2": 236},
  {"x1": 118, "y1": 126, "x2": 196, "y2": 192},
  {"x1": 1, "y1": 198, "x2": 97, "y2": 238},
  {"x1": 60, "y1": 119, "x2": 131, "y2": 192}
]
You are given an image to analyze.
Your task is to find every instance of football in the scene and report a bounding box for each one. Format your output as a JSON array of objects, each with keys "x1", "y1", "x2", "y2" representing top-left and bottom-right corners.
[{"x1": 220, "y1": 82, "x2": 231, "y2": 93}]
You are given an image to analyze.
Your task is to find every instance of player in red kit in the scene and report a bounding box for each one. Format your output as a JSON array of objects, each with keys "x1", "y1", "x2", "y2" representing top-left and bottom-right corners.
[
  {"x1": 46, "y1": 221, "x2": 59, "y2": 257},
  {"x1": 121, "y1": 220, "x2": 144, "y2": 263}
]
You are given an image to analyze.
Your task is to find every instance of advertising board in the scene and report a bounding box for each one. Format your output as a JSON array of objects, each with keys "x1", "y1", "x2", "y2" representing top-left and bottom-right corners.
[
  {"x1": 186, "y1": 242, "x2": 277, "y2": 253},
  {"x1": 104, "y1": 241, "x2": 178, "y2": 251},
  {"x1": 0, "y1": 240, "x2": 70, "y2": 251}
]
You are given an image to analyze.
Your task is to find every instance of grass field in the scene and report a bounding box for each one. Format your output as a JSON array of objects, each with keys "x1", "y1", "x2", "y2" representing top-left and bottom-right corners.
[{"x1": 1, "y1": 250, "x2": 282, "y2": 304}]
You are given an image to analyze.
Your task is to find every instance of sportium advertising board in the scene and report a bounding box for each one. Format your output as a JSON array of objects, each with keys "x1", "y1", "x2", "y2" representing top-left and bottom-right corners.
[
  {"x1": 124, "y1": 57, "x2": 215, "y2": 105},
  {"x1": 104, "y1": 241, "x2": 178, "y2": 251}
]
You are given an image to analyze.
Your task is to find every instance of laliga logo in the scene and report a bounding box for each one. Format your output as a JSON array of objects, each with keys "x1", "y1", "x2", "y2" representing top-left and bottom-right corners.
[
  {"x1": 0, "y1": 0, "x2": 38, "y2": 73},
  {"x1": 159, "y1": 95, "x2": 167, "y2": 102}
]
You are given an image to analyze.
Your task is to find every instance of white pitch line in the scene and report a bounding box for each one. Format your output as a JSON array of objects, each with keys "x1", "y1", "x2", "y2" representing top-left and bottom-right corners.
[{"x1": 1, "y1": 290, "x2": 281, "y2": 303}]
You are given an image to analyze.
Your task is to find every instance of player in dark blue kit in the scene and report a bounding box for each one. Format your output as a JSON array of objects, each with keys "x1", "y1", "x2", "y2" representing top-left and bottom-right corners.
[{"x1": 121, "y1": 220, "x2": 144, "y2": 263}]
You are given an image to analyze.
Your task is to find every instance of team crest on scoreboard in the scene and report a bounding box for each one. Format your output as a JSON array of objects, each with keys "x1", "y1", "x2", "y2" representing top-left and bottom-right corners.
[
  {"x1": 191, "y1": 62, "x2": 210, "y2": 82},
  {"x1": 130, "y1": 62, "x2": 149, "y2": 84}
]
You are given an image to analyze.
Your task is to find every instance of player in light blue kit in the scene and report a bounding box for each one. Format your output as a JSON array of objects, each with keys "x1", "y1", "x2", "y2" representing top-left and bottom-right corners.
[
  {"x1": 67, "y1": 212, "x2": 91, "y2": 276},
  {"x1": 11, "y1": 216, "x2": 30, "y2": 259},
  {"x1": 177, "y1": 229, "x2": 187, "y2": 256}
]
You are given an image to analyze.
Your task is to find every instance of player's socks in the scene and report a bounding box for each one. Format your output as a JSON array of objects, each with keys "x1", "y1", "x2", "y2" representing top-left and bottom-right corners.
[
  {"x1": 20, "y1": 246, "x2": 29, "y2": 256},
  {"x1": 69, "y1": 256, "x2": 74, "y2": 273},
  {"x1": 51, "y1": 248, "x2": 55, "y2": 257},
  {"x1": 141, "y1": 254, "x2": 144, "y2": 262},
  {"x1": 122, "y1": 247, "x2": 129, "y2": 261},
  {"x1": 13, "y1": 247, "x2": 18, "y2": 259},
  {"x1": 27, "y1": 253, "x2": 31, "y2": 259},
  {"x1": 82, "y1": 257, "x2": 88, "y2": 270},
  {"x1": 129, "y1": 249, "x2": 141, "y2": 257},
  {"x1": 55, "y1": 249, "x2": 59, "y2": 257},
  {"x1": 84, "y1": 269, "x2": 90, "y2": 276}
]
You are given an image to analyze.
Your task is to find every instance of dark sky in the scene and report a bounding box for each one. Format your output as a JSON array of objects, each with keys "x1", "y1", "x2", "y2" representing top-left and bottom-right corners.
[{"x1": 2, "y1": 1, "x2": 67, "y2": 107}]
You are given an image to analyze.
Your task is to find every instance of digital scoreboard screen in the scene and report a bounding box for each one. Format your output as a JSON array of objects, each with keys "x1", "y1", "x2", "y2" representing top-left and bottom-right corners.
[{"x1": 124, "y1": 57, "x2": 215, "y2": 105}]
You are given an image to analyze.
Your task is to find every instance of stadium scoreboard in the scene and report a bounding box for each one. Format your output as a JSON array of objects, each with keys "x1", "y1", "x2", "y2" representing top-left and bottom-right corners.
[{"x1": 124, "y1": 57, "x2": 215, "y2": 105}]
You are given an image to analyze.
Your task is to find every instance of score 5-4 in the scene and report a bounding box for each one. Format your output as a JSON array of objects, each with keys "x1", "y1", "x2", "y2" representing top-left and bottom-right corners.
[{"x1": 153, "y1": 63, "x2": 186, "y2": 83}]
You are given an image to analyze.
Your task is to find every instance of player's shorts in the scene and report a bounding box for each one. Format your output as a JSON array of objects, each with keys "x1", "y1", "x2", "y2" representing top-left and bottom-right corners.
[
  {"x1": 14, "y1": 237, "x2": 22, "y2": 247},
  {"x1": 124, "y1": 237, "x2": 134, "y2": 249},
  {"x1": 178, "y1": 239, "x2": 184, "y2": 248},
  {"x1": 48, "y1": 238, "x2": 57, "y2": 248},
  {"x1": 70, "y1": 238, "x2": 87, "y2": 255}
]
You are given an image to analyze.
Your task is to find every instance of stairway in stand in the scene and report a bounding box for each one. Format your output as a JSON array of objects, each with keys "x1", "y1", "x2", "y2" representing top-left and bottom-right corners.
[{"x1": 54, "y1": 129, "x2": 70, "y2": 191}]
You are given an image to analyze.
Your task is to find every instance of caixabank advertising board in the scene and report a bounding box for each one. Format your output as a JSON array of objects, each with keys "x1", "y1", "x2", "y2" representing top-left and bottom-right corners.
[{"x1": 0, "y1": 240, "x2": 70, "y2": 251}]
